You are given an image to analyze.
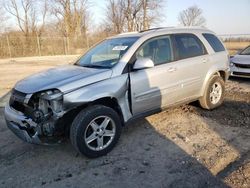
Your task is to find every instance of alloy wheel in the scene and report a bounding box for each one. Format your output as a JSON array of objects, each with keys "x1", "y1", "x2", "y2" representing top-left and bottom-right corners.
[{"x1": 84, "y1": 116, "x2": 116, "y2": 151}]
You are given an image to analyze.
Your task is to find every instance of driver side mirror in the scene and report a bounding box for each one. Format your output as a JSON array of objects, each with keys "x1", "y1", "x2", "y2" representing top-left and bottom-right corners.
[{"x1": 133, "y1": 57, "x2": 154, "y2": 70}]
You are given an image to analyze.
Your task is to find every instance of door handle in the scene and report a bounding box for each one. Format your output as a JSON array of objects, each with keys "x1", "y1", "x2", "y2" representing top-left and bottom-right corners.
[
  {"x1": 168, "y1": 67, "x2": 177, "y2": 72},
  {"x1": 202, "y1": 58, "x2": 208, "y2": 63}
]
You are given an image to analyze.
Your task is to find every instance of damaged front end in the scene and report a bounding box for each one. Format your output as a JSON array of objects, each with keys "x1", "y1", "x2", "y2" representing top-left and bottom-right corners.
[{"x1": 4, "y1": 89, "x2": 65, "y2": 144}]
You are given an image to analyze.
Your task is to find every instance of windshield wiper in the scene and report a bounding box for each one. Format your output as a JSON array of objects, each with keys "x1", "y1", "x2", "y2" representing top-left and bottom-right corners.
[{"x1": 80, "y1": 65, "x2": 110, "y2": 69}]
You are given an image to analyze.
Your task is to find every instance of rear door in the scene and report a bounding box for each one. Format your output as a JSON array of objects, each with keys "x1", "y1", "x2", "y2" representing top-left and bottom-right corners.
[{"x1": 171, "y1": 33, "x2": 209, "y2": 99}]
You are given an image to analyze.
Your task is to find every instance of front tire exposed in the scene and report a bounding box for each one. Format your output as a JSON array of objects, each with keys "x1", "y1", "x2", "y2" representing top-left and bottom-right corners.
[
  {"x1": 70, "y1": 105, "x2": 122, "y2": 158},
  {"x1": 199, "y1": 75, "x2": 225, "y2": 110}
]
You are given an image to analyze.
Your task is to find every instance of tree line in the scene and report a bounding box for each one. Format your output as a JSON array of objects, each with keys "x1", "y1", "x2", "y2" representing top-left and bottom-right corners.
[
  {"x1": 0, "y1": 0, "x2": 208, "y2": 57},
  {"x1": 1, "y1": 1, "x2": 208, "y2": 37}
]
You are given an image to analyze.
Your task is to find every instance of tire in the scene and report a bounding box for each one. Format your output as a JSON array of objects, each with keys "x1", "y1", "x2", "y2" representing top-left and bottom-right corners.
[
  {"x1": 199, "y1": 75, "x2": 225, "y2": 110},
  {"x1": 70, "y1": 105, "x2": 122, "y2": 158}
]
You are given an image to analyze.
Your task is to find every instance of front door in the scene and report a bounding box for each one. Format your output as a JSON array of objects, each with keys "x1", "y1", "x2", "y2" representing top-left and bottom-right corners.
[{"x1": 130, "y1": 35, "x2": 181, "y2": 115}]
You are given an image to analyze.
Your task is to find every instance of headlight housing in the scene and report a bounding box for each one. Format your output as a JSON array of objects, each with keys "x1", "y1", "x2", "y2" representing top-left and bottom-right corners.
[
  {"x1": 40, "y1": 90, "x2": 63, "y2": 114},
  {"x1": 41, "y1": 90, "x2": 63, "y2": 101}
]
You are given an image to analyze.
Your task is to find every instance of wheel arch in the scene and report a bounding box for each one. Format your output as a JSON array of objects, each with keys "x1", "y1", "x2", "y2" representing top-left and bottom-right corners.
[
  {"x1": 90, "y1": 97, "x2": 125, "y2": 125},
  {"x1": 201, "y1": 68, "x2": 227, "y2": 97},
  {"x1": 61, "y1": 96, "x2": 126, "y2": 136}
]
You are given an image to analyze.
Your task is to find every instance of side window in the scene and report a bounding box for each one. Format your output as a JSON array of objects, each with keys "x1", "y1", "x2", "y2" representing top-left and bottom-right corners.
[
  {"x1": 174, "y1": 34, "x2": 207, "y2": 60},
  {"x1": 203, "y1": 33, "x2": 225, "y2": 52},
  {"x1": 136, "y1": 36, "x2": 173, "y2": 66}
]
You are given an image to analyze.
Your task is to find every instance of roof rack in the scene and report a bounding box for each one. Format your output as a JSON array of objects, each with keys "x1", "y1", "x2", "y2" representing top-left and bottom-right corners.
[
  {"x1": 118, "y1": 31, "x2": 138, "y2": 36},
  {"x1": 139, "y1": 27, "x2": 174, "y2": 33}
]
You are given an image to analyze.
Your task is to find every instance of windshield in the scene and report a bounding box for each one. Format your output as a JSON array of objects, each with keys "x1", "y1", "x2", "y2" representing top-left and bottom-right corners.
[
  {"x1": 240, "y1": 46, "x2": 250, "y2": 55},
  {"x1": 76, "y1": 37, "x2": 139, "y2": 68}
]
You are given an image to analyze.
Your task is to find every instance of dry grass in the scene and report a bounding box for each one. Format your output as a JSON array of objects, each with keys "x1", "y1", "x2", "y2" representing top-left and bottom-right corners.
[{"x1": 224, "y1": 42, "x2": 250, "y2": 55}]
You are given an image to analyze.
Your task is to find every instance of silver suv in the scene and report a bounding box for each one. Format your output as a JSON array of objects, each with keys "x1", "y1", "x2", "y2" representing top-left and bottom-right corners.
[{"x1": 5, "y1": 27, "x2": 230, "y2": 158}]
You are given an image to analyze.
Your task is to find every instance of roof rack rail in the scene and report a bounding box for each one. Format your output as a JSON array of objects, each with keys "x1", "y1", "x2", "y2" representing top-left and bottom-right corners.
[
  {"x1": 139, "y1": 27, "x2": 174, "y2": 33},
  {"x1": 118, "y1": 31, "x2": 138, "y2": 35}
]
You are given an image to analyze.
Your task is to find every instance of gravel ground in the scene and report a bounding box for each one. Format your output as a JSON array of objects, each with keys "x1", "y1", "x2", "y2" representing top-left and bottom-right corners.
[{"x1": 0, "y1": 68, "x2": 249, "y2": 187}]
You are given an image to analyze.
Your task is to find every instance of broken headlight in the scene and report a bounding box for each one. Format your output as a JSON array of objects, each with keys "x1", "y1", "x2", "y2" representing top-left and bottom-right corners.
[{"x1": 40, "y1": 90, "x2": 63, "y2": 114}]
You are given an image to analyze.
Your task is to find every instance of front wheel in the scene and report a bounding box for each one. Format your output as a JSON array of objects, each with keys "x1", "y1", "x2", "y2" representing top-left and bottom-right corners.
[
  {"x1": 70, "y1": 105, "x2": 122, "y2": 158},
  {"x1": 199, "y1": 75, "x2": 225, "y2": 110}
]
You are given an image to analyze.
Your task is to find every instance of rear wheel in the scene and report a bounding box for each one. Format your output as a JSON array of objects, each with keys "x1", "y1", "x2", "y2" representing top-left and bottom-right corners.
[
  {"x1": 70, "y1": 105, "x2": 122, "y2": 158},
  {"x1": 199, "y1": 75, "x2": 225, "y2": 110}
]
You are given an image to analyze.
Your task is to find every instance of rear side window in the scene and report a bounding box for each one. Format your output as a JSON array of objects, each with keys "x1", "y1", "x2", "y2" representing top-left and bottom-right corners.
[
  {"x1": 203, "y1": 33, "x2": 225, "y2": 52},
  {"x1": 174, "y1": 34, "x2": 207, "y2": 60}
]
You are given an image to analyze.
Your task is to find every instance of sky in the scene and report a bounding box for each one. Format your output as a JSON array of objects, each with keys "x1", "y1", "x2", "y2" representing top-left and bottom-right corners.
[
  {"x1": 3, "y1": 0, "x2": 250, "y2": 35},
  {"x1": 92, "y1": 0, "x2": 250, "y2": 35}
]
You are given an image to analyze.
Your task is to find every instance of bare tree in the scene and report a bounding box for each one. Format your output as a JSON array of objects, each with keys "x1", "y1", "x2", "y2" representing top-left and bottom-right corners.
[
  {"x1": 106, "y1": 0, "x2": 142, "y2": 32},
  {"x1": 105, "y1": 0, "x2": 165, "y2": 33},
  {"x1": 141, "y1": 0, "x2": 165, "y2": 30},
  {"x1": 37, "y1": 0, "x2": 48, "y2": 37},
  {"x1": 4, "y1": 0, "x2": 48, "y2": 37},
  {"x1": 105, "y1": 0, "x2": 125, "y2": 33},
  {"x1": 178, "y1": 5, "x2": 206, "y2": 26},
  {"x1": 123, "y1": 0, "x2": 142, "y2": 32},
  {"x1": 51, "y1": 0, "x2": 89, "y2": 38},
  {"x1": 0, "y1": 6, "x2": 8, "y2": 33}
]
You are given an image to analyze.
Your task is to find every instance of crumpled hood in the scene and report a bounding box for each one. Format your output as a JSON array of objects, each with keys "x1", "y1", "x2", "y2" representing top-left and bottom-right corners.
[
  {"x1": 231, "y1": 55, "x2": 250, "y2": 65},
  {"x1": 14, "y1": 65, "x2": 112, "y2": 93}
]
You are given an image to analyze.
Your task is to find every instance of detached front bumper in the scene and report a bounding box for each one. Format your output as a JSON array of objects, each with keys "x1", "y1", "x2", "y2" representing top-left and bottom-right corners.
[{"x1": 4, "y1": 103, "x2": 41, "y2": 144}]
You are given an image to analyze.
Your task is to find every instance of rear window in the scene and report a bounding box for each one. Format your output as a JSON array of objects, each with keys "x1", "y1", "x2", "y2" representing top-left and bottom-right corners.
[
  {"x1": 174, "y1": 34, "x2": 207, "y2": 60},
  {"x1": 203, "y1": 33, "x2": 225, "y2": 52}
]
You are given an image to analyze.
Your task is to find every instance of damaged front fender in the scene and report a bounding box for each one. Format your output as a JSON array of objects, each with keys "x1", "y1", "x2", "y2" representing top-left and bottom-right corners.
[{"x1": 63, "y1": 74, "x2": 132, "y2": 122}]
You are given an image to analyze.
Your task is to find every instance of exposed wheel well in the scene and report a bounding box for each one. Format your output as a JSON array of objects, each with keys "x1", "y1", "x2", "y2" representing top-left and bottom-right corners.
[
  {"x1": 215, "y1": 71, "x2": 226, "y2": 81},
  {"x1": 218, "y1": 71, "x2": 226, "y2": 82},
  {"x1": 61, "y1": 97, "x2": 124, "y2": 137},
  {"x1": 91, "y1": 97, "x2": 124, "y2": 124}
]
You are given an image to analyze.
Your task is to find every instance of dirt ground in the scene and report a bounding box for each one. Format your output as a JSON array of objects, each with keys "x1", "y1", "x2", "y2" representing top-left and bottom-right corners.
[{"x1": 0, "y1": 57, "x2": 249, "y2": 188}]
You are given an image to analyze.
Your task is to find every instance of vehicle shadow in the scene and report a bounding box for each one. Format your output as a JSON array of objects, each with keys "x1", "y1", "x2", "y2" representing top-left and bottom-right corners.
[{"x1": 196, "y1": 90, "x2": 250, "y2": 181}]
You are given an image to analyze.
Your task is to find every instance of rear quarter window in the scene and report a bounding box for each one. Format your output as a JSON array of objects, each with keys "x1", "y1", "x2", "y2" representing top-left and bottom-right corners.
[{"x1": 203, "y1": 33, "x2": 225, "y2": 52}]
